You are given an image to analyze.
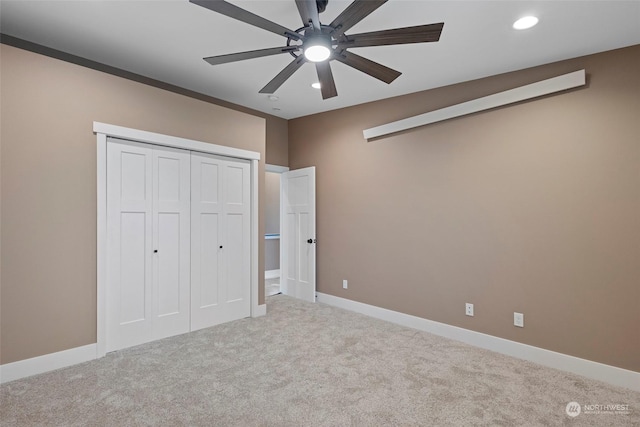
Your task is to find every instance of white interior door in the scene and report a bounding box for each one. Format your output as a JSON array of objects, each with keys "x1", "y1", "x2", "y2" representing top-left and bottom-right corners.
[
  {"x1": 281, "y1": 167, "x2": 316, "y2": 302},
  {"x1": 107, "y1": 139, "x2": 153, "y2": 352},
  {"x1": 191, "y1": 152, "x2": 251, "y2": 330},
  {"x1": 107, "y1": 139, "x2": 190, "y2": 352},
  {"x1": 151, "y1": 147, "x2": 191, "y2": 341}
]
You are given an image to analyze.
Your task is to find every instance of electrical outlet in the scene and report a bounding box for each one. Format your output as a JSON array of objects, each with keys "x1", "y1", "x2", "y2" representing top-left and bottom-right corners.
[
  {"x1": 514, "y1": 312, "x2": 524, "y2": 327},
  {"x1": 343, "y1": 279, "x2": 348, "y2": 289},
  {"x1": 465, "y1": 303, "x2": 474, "y2": 317}
]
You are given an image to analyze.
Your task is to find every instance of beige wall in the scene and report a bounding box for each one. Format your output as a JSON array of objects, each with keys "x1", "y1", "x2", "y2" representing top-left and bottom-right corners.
[
  {"x1": 289, "y1": 45, "x2": 640, "y2": 372},
  {"x1": 0, "y1": 44, "x2": 267, "y2": 364},
  {"x1": 265, "y1": 118, "x2": 288, "y2": 167}
]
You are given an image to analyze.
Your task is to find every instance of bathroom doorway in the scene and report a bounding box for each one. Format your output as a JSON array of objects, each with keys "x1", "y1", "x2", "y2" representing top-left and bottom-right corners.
[{"x1": 265, "y1": 165, "x2": 288, "y2": 296}]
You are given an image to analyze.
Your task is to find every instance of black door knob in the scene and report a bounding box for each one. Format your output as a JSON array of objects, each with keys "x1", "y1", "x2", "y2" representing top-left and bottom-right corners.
[
  {"x1": 219, "y1": 245, "x2": 223, "y2": 249},
  {"x1": 153, "y1": 250, "x2": 158, "y2": 253},
  {"x1": 307, "y1": 239, "x2": 313, "y2": 244}
]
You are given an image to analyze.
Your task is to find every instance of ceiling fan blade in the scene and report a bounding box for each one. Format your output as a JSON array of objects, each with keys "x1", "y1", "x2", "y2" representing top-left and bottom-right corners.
[
  {"x1": 259, "y1": 56, "x2": 306, "y2": 94},
  {"x1": 190, "y1": 0, "x2": 300, "y2": 40},
  {"x1": 295, "y1": 0, "x2": 321, "y2": 31},
  {"x1": 315, "y1": 61, "x2": 337, "y2": 99},
  {"x1": 334, "y1": 51, "x2": 401, "y2": 84},
  {"x1": 330, "y1": 0, "x2": 388, "y2": 37},
  {"x1": 204, "y1": 46, "x2": 299, "y2": 66},
  {"x1": 339, "y1": 23, "x2": 444, "y2": 48}
]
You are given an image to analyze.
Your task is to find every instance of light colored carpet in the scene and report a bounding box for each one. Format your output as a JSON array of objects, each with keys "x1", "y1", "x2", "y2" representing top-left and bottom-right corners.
[{"x1": 1, "y1": 295, "x2": 638, "y2": 426}]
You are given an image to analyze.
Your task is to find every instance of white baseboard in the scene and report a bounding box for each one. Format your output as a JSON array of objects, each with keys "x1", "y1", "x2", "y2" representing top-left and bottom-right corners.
[
  {"x1": 5, "y1": 297, "x2": 637, "y2": 392},
  {"x1": 0, "y1": 301, "x2": 270, "y2": 384},
  {"x1": 253, "y1": 303, "x2": 267, "y2": 317},
  {"x1": 265, "y1": 269, "x2": 280, "y2": 280},
  {"x1": 0, "y1": 344, "x2": 97, "y2": 384},
  {"x1": 316, "y1": 292, "x2": 640, "y2": 392},
  {"x1": 2, "y1": 300, "x2": 268, "y2": 384}
]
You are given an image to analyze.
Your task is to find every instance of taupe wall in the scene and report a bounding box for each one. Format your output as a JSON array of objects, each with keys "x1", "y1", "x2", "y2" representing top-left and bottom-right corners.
[
  {"x1": 289, "y1": 45, "x2": 640, "y2": 372},
  {"x1": 0, "y1": 44, "x2": 267, "y2": 364},
  {"x1": 264, "y1": 116, "x2": 287, "y2": 272},
  {"x1": 265, "y1": 119, "x2": 288, "y2": 167}
]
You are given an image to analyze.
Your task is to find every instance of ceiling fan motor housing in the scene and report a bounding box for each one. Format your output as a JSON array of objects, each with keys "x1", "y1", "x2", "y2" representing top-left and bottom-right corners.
[{"x1": 286, "y1": 24, "x2": 335, "y2": 60}]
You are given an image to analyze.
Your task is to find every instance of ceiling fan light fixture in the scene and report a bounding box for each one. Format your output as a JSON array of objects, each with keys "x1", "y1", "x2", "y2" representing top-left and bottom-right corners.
[
  {"x1": 513, "y1": 16, "x2": 539, "y2": 30},
  {"x1": 304, "y1": 44, "x2": 331, "y2": 62},
  {"x1": 191, "y1": 0, "x2": 445, "y2": 100},
  {"x1": 304, "y1": 35, "x2": 331, "y2": 62}
]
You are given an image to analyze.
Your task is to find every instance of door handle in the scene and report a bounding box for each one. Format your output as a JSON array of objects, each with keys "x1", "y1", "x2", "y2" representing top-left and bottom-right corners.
[
  {"x1": 154, "y1": 250, "x2": 158, "y2": 253},
  {"x1": 307, "y1": 239, "x2": 315, "y2": 244}
]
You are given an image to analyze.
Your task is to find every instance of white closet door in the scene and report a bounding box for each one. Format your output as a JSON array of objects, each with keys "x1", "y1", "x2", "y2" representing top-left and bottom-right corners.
[
  {"x1": 107, "y1": 139, "x2": 191, "y2": 352},
  {"x1": 107, "y1": 139, "x2": 154, "y2": 352},
  {"x1": 151, "y1": 148, "x2": 191, "y2": 341},
  {"x1": 191, "y1": 153, "x2": 251, "y2": 331},
  {"x1": 221, "y1": 160, "x2": 251, "y2": 320}
]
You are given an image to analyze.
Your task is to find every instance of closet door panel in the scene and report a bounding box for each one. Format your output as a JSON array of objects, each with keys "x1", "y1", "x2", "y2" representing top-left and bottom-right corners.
[
  {"x1": 152, "y1": 148, "x2": 191, "y2": 340},
  {"x1": 120, "y1": 152, "x2": 147, "y2": 206},
  {"x1": 225, "y1": 213, "x2": 244, "y2": 302},
  {"x1": 190, "y1": 154, "x2": 224, "y2": 331},
  {"x1": 197, "y1": 161, "x2": 222, "y2": 309},
  {"x1": 225, "y1": 164, "x2": 244, "y2": 205},
  {"x1": 200, "y1": 213, "x2": 221, "y2": 307},
  {"x1": 222, "y1": 161, "x2": 251, "y2": 317},
  {"x1": 157, "y1": 213, "x2": 180, "y2": 314},
  {"x1": 191, "y1": 153, "x2": 250, "y2": 330},
  {"x1": 119, "y1": 212, "x2": 147, "y2": 323},
  {"x1": 200, "y1": 162, "x2": 220, "y2": 202},
  {"x1": 107, "y1": 140, "x2": 153, "y2": 352}
]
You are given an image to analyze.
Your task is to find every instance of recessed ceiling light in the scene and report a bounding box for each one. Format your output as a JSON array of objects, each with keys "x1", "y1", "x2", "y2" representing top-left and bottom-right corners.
[
  {"x1": 513, "y1": 16, "x2": 539, "y2": 30},
  {"x1": 311, "y1": 82, "x2": 321, "y2": 89},
  {"x1": 268, "y1": 95, "x2": 279, "y2": 102}
]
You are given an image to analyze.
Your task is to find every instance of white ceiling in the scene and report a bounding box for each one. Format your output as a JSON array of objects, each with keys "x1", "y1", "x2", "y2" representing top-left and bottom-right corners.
[{"x1": 1, "y1": 1, "x2": 639, "y2": 119}]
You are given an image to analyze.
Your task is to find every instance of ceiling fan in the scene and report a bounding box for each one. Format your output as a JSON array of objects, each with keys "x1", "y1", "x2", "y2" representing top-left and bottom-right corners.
[{"x1": 190, "y1": 0, "x2": 444, "y2": 100}]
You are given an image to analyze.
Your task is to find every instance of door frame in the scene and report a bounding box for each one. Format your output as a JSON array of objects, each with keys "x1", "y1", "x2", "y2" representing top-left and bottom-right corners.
[{"x1": 94, "y1": 122, "x2": 262, "y2": 358}]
